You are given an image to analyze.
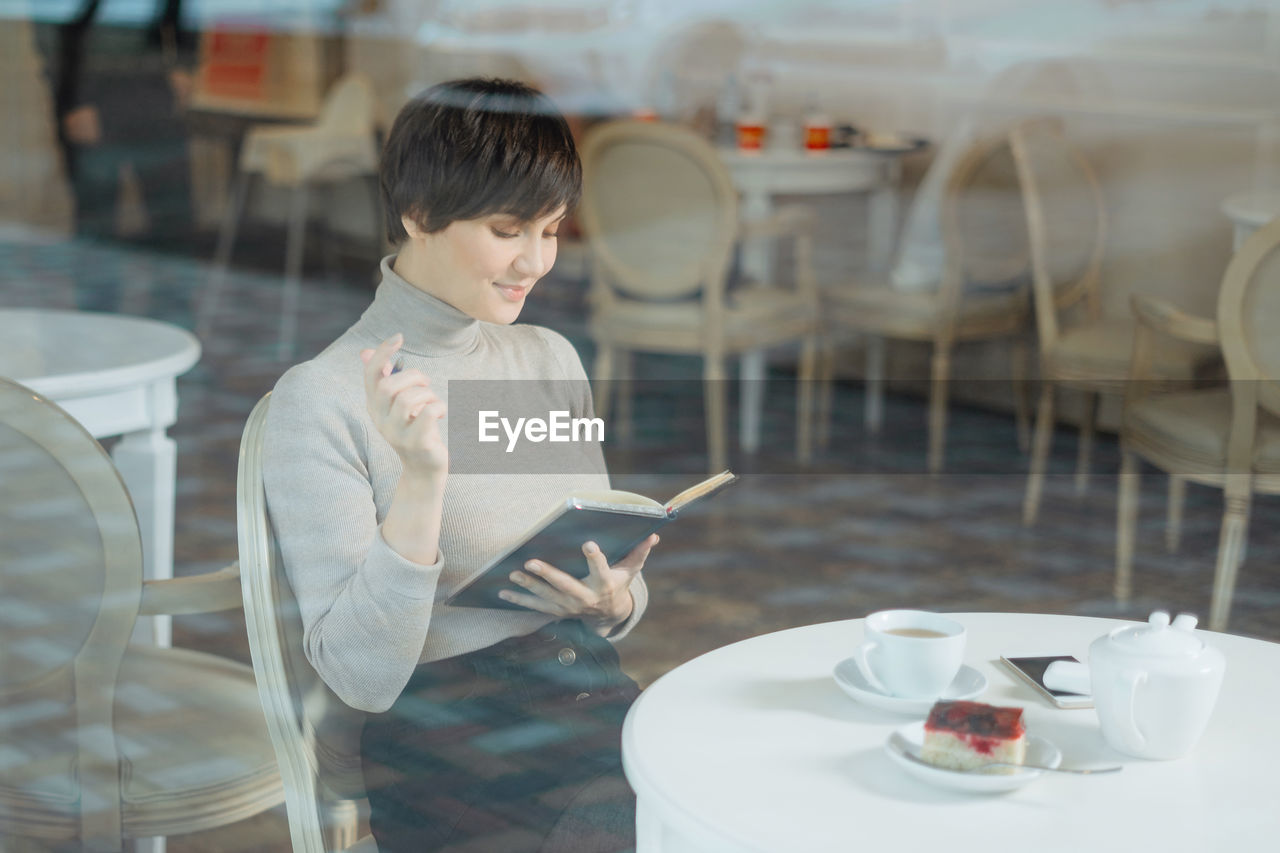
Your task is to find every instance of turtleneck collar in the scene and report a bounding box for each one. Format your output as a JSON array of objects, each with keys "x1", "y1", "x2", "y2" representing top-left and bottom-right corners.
[{"x1": 359, "y1": 255, "x2": 482, "y2": 357}]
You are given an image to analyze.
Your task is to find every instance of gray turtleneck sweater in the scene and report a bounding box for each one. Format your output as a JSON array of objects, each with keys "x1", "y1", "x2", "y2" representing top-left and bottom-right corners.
[{"x1": 263, "y1": 257, "x2": 647, "y2": 713}]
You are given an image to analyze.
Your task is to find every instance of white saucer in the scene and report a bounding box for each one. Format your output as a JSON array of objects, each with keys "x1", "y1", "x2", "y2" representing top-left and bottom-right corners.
[
  {"x1": 833, "y1": 660, "x2": 988, "y2": 714},
  {"x1": 884, "y1": 721, "x2": 1062, "y2": 793}
]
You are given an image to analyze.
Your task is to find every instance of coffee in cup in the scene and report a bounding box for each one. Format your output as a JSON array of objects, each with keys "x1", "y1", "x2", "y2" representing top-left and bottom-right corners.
[
  {"x1": 885, "y1": 628, "x2": 948, "y2": 639},
  {"x1": 854, "y1": 610, "x2": 965, "y2": 699}
]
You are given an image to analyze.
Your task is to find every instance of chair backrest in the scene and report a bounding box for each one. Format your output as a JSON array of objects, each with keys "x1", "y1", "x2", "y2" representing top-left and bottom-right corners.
[
  {"x1": 1009, "y1": 118, "x2": 1108, "y2": 350},
  {"x1": 986, "y1": 58, "x2": 1114, "y2": 106},
  {"x1": 934, "y1": 129, "x2": 1033, "y2": 316},
  {"x1": 0, "y1": 377, "x2": 141, "y2": 846},
  {"x1": 316, "y1": 72, "x2": 378, "y2": 133},
  {"x1": 579, "y1": 120, "x2": 739, "y2": 308},
  {"x1": 1218, "y1": 216, "x2": 1280, "y2": 434},
  {"x1": 237, "y1": 393, "x2": 369, "y2": 853}
]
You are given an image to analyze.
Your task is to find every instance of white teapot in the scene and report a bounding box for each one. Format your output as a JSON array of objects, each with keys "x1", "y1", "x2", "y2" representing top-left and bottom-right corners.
[{"x1": 1044, "y1": 611, "x2": 1225, "y2": 760}]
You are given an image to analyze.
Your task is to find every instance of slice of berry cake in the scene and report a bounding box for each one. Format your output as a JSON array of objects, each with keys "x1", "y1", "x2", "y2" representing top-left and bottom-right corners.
[{"x1": 921, "y1": 700, "x2": 1027, "y2": 772}]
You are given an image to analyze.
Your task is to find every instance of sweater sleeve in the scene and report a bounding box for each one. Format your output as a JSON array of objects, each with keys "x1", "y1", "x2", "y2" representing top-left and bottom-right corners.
[
  {"x1": 530, "y1": 326, "x2": 649, "y2": 641},
  {"x1": 263, "y1": 364, "x2": 442, "y2": 712}
]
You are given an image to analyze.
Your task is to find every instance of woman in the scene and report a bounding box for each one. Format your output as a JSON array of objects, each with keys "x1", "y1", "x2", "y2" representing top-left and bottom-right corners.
[{"x1": 263, "y1": 78, "x2": 654, "y2": 852}]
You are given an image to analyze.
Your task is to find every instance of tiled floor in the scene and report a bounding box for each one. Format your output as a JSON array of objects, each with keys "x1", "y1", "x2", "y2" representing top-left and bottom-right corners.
[{"x1": 3, "y1": 230, "x2": 1278, "y2": 851}]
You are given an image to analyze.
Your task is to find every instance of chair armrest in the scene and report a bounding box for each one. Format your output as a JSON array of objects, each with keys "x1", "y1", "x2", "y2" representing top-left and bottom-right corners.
[
  {"x1": 139, "y1": 562, "x2": 242, "y2": 616},
  {"x1": 736, "y1": 204, "x2": 818, "y2": 242},
  {"x1": 1130, "y1": 294, "x2": 1218, "y2": 346}
]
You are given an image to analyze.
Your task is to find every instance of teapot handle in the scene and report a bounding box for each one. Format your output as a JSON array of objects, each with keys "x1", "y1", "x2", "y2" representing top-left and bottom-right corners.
[{"x1": 1117, "y1": 669, "x2": 1148, "y2": 751}]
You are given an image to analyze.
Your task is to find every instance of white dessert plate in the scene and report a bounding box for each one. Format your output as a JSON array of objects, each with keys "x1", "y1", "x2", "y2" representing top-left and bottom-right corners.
[
  {"x1": 884, "y1": 721, "x2": 1062, "y2": 793},
  {"x1": 833, "y1": 659, "x2": 988, "y2": 714}
]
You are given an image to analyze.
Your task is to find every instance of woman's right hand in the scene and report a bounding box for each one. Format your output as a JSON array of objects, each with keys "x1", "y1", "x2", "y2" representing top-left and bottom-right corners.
[{"x1": 361, "y1": 334, "x2": 448, "y2": 481}]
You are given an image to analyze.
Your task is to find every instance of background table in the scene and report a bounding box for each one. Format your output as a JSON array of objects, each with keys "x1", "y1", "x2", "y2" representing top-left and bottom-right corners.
[
  {"x1": 0, "y1": 309, "x2": 201, "y2": 646},
  {"x1": 719, "y1": 146, "x2": 902, "y2": 453},
  {"x1": 720, "y1": 146, "x2": 901, "y2": 277},
  {"x1": 623, "y1": 612, "x2": 1278, "y2": 852},
  {"x1": 1221, "y1": 189, "x2": 1280, "y2": 250}
]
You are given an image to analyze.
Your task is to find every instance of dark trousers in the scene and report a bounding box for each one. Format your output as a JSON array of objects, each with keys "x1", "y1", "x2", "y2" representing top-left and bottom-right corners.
[{"x1": 361, "y1": 620, "x2": 641, "y2": 853}]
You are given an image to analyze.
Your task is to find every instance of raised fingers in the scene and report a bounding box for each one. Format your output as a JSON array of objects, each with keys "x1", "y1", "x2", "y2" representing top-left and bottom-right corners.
[
  {"x1": 361, "y1": 334, "x2": 403, "y2": 398},
  {"x1": 376, "y1": 367, "x2": 431, "y2": 403},
  {"x1": 369, "y1": 368, "x2": 434, "y2": 423},
  {"x1": 388, "y1": 384, "x2": 438, "y2": 424},
  {"x1": 405, "y1": 396, "x2": 447, "y2": 426}
]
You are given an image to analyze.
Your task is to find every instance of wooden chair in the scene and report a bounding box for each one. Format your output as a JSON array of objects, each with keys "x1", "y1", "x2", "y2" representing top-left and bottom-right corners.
[
  {"x1": 1011, "y1": 118, "x2": 1218, "y2": 526},
  {"x1": 579, "y1": 119, "x2": 819, "y2": 473},
  {"x1": 1117, "y1": 218, "x2": 1280, "y2": 631},
  {"x1": 818, "y1": 129, "x2": 1033, "y2": 473},
  {"x1": 237, "y1": 394, "x2": 376, "y2": 853},
  {"x1": 198, "y1": 73, "x2": 383, "y2": 359},
  {"x1": 0, "y1": 378, "x2": 282, "y2": 852}
]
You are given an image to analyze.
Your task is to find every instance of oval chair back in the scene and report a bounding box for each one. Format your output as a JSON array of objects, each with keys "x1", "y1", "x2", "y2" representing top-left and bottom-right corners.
[
  {"x1": 0, "y1": 377, "x2": 141, "y2": 846},
  {"x1": 937, "y1": 128, "x2": 1034, "y2": 319},
  {"x1": 580, "y1": 119, "x2": 739, "y2": 309},
  {"x1": 1009, "y1": 117, "x2": 1108, "y2": 353},
  {"x1": 238, "y1": 393, "x2": 374, "y2": 853},
  {"x1": 1218, "y1": 216, "x2": 1280, "y2": 431}
]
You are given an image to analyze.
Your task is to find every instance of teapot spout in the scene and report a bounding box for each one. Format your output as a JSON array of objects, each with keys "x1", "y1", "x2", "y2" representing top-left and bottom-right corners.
[{"x1": 1044, "y1": 660, "x2": 1092, "y2": 695}]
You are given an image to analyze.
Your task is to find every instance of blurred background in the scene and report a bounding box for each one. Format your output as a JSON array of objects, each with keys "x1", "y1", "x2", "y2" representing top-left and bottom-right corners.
[{"x1": 2, "y1": 1, "x2": 1279, "y2": 850}]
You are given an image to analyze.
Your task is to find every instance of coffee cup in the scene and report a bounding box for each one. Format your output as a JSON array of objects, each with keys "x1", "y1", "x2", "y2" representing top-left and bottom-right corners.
[{"x1": 854, "y1": 610, "x2": 965, "y2": 699}]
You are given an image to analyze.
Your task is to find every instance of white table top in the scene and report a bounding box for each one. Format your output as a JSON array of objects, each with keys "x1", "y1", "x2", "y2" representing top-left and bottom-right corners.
[
  {"x1": 718, "y1": 146, "x2": 892, "y2": 195},
  {"x1": 0, "y1": 308, "x2": 201, "y2": 400},
  {"x1": 623, "y1": 613, "x2": 1279, "y2": 852},
  {"x1": 1221, "y1": 189, "x2": 1280, "y2": 228},
  {"x1": 718, "y1": 146, "x2": 898, "y2": 166}
]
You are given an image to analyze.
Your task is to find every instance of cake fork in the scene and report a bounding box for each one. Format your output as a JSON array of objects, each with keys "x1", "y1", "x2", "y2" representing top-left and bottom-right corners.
[{"x1": 902, "y1": 750, "x2": 1122, "y2": 775}]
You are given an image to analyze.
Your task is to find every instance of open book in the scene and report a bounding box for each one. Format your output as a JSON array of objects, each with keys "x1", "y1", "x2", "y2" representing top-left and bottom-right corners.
[{"x1": 446, "y1": 470, "x2": 738, "y2": 610}]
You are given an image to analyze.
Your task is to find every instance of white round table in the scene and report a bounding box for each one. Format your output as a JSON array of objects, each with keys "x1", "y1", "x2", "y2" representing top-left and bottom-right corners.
[
  {"x1": 1221, "y1": 189, "x2": 1280, "y2": 250},
  {"x1": 623, "y1": 612, "x2": 1279, "y2": 852},
  {"x1": 718, "y1": 146, "x2": 904, "y2": 453},
  {"x1": 719, "y1": 146, "x2": 901, "y2": 276},
  {"x1": 0, "y1": 309, "x2": 201, "y2": 646}
]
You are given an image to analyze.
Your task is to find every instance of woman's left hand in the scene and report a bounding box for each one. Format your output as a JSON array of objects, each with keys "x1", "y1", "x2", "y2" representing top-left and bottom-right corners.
[{"x1": 499, "y1": 534, "x2": 658, "y2": 636}]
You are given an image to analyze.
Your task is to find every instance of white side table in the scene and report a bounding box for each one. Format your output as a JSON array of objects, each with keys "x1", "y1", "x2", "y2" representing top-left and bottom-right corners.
[
  {"x1": 719, "y1": 147, "x2": 903, "y2": 453},
  {"x1": 0, "y1": 309, "x2": 201, "y2": 647},
  {"x1": 1221, "y1": 189, "x2": 1280, "y2": 250}
]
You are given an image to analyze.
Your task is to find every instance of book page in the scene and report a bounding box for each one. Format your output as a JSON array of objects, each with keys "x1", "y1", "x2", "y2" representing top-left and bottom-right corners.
[
  {"x1": 571, "y1": 489, "x2": 662, "y2": 509},
  {"x1": 664, "y1": 470, "x2": 738, "y2": 514}
]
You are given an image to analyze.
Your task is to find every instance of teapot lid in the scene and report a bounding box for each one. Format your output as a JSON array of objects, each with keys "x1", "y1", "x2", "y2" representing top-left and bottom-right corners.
[{"x1": 1108, "y1": 611, "x2": 1205, "y2": 657}]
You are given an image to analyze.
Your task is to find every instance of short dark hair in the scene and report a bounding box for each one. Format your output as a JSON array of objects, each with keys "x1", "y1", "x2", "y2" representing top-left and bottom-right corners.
[{"x1": 380, "y1": 78, "x2": 582, "y2": 243}]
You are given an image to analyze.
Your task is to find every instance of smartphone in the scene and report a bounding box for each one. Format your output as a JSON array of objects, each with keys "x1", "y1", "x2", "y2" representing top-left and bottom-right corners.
[{"x1": 999, "y1": 655, "x2": 1093, "y2": 709}]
